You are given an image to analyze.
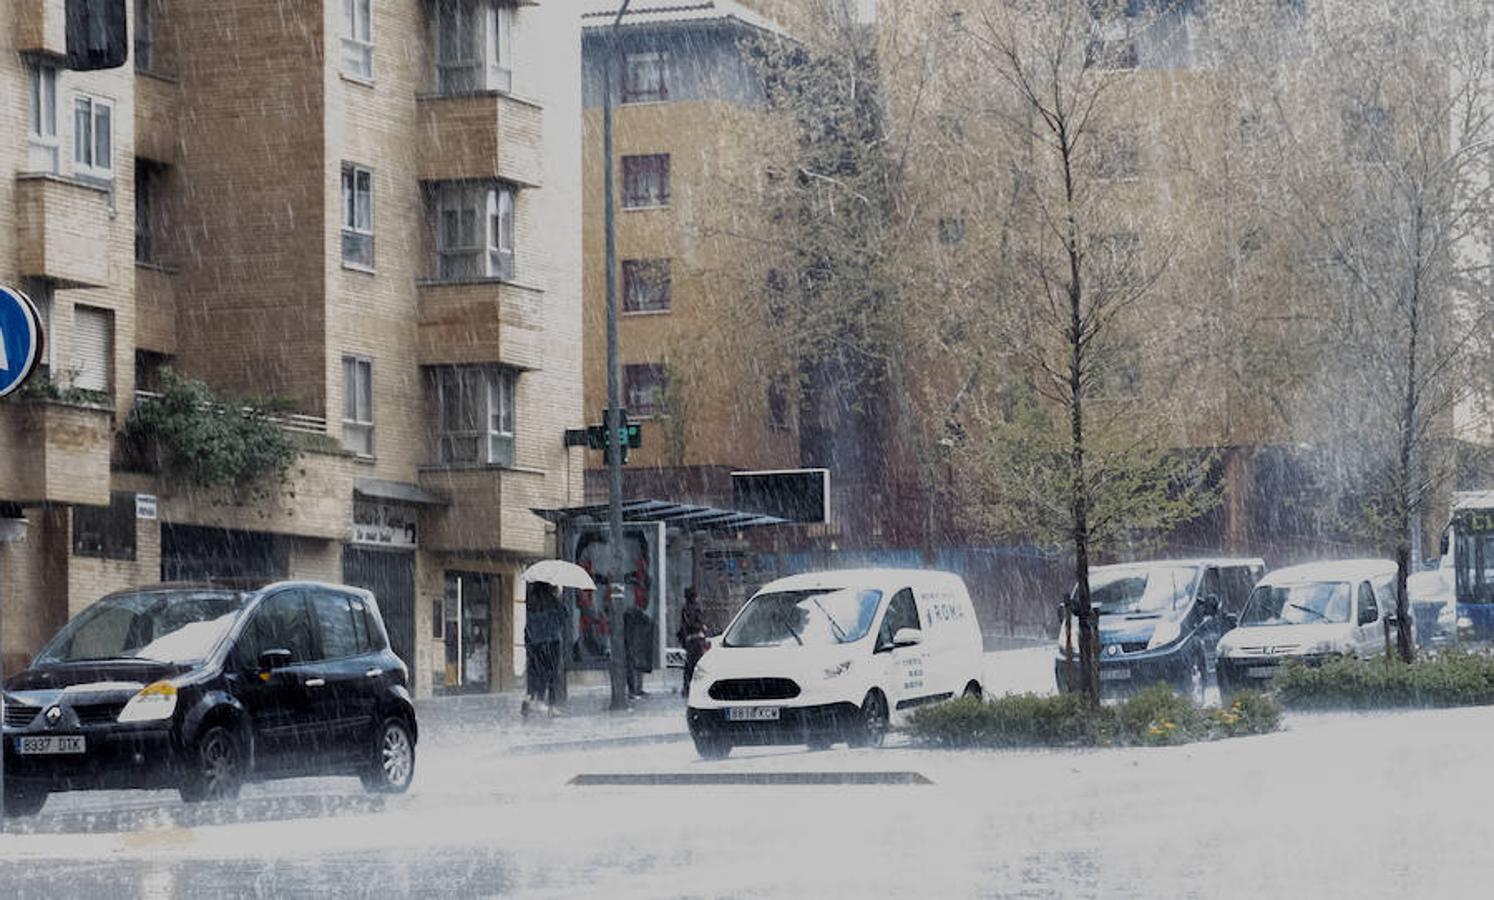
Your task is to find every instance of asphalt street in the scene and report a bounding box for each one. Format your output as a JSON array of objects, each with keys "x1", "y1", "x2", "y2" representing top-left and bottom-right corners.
[{"x1": 2, "y1": 647, "x2": 1487, "y2": 899}]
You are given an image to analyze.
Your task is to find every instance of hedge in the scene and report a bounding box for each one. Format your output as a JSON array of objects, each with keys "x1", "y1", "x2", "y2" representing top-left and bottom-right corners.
[
  {"x1": 1271, "y1": 650, "x2": 1494, "y2": 711},
  {"x1": 905, "y1": 685, "x2": 1281, "y2": 749}
]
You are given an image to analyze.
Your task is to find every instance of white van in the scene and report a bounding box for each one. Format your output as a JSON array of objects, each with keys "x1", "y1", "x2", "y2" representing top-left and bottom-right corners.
[
  {"x1": 685, "y1": 569, "x2": 984, "y2": 759},
  {"x1": 1216, "y1": 559, "x2": 1399, "y2": 694}
]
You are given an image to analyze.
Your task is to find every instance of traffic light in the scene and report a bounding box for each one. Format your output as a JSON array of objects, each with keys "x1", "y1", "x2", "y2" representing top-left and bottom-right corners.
[{"x1": 66, "y1": 0, "x2": 129, "y2": 71}]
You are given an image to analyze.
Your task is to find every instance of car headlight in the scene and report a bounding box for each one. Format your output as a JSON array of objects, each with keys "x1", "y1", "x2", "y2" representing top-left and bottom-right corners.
[
  {"x1": 823, "y1": 660, "x2": 853, "y2": 679},
  {"x1": 1457, "y1": 616, "x2": 1473, "y2": 630},
  {"x1": 1147, "y1": 620, "x2": 1182, "y2": 650},
  {"x1": 117, "y1": 681, "x2": 178, "y2": 723},
  {"x1": 1306, "y1": 641, "x2": 1341, "y2": 656}
]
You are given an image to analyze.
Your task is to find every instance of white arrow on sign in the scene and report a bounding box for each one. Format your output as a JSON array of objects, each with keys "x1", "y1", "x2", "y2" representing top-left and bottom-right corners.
[{"x1": 0, "y1": 320, "x2": 9, "y2": 370}]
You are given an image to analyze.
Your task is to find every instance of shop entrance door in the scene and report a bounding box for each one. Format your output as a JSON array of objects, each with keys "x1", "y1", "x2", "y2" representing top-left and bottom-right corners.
[
  {"x1": 441, "y1": 572, "x2": 493, "y2": 693},
  {"x1": 342, "y1": 547, "x2": 416, "y2": 672}
]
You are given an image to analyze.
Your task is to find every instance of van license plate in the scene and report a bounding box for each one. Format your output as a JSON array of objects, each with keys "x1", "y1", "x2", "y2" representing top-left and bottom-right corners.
[
  {"x1": 1247, "y1": 667, "x2": 1277, "y2": 678},
  {"x1": 726, "y1": 706, "x2": 781, "y2": 722},
  {"x1": 16, "y1": 735, "x2": 86, "y2": 755},
  {"x1": 1099, "y1": 669, "x2": 1131, "y2": 681}
]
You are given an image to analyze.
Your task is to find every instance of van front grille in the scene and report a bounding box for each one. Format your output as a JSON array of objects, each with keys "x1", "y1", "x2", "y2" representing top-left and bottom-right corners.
[
  {"x1": 4, "y1": 704, "x2": 39, "y2": 728},
  {"x1": 709, "y1": 678, "x2": 801, "y2": 702},
  {"x1": 71, "y1": 701, "x2": 127, "y2": 726}
]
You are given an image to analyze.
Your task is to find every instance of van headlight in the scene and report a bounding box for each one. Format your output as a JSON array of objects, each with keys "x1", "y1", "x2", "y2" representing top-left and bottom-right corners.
[
  {"x1": 823, "y1": 660, "x2": 853, "y2": 679},
  {"x1": 1147, "y1": 620, "x2": 1182, "y2": 650},
  {"x1": 1306, "y1": 641, "x2": 1342, "y2": 656},
  {"x1": 117, "y1": 681, "x2": 178, "y2": 723}
]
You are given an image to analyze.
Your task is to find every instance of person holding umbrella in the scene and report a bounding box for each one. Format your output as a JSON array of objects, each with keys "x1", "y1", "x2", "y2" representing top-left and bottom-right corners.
[{"x1": 520, "y1": 560, "x2": 596, "y2": 716}]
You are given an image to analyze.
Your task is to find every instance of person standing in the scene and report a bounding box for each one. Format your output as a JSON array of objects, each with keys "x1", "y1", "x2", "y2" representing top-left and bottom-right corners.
[
  {"x1": 677, "y1": 587, "x2": 709, "y2": 696},
  {"x1": 523, "y1": 582, "x2": 564, "y2": 715},
  {"x1": 623, "y1": 601, "x2": 653, "y2": 699}
]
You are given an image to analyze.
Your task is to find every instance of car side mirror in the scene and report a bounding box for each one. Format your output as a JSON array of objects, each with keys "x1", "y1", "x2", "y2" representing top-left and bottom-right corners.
[
  {"x1": 892, "y1": 627, "x2": 923, "y2": 648},
  {"x1": 1360, "y1": 608, "x2": 1378, "y2": 627},
  {"x1": 1199, "y1": 594, "x2": 1221, "y2": 614},
  {"x1": 1224, "y1": 612, "x2": 1239, "y2": 630},
  {"x1": 1439, "y1": 532, "x2": 1449, "y2": 557},
  {"x1": 258, "y1": 649, "x2": 292, "y2": 678}
]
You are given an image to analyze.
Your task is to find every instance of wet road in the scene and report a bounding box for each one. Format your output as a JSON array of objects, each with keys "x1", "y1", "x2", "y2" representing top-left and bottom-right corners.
[{"x1": 2, "y1": 651, "x2": 1488, "y2": 898}]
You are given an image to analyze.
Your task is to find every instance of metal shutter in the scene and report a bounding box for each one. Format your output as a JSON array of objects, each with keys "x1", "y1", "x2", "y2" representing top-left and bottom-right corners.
[{"x1": 72, "y1": 305, "x2": 112, "y2": 393}]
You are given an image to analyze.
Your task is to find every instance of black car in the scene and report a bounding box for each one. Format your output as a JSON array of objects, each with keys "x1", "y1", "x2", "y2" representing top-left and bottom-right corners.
[{"x1": 2, "y1": 581, "x2": 417, "y2": 817}]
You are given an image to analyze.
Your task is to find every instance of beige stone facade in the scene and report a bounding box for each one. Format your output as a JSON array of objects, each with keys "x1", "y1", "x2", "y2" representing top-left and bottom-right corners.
[{"x1": 2, "y1": 1, "x2": 584, "y2": 696}]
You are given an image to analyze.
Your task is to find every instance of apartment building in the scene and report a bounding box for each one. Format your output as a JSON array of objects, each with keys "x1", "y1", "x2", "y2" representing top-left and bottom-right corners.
[
  {"x1": 0, "y1": 0, "x2": 583, "y2": 697},
  {"x1": 579, "y1": 0, "x2": 799, "y2": 504}
]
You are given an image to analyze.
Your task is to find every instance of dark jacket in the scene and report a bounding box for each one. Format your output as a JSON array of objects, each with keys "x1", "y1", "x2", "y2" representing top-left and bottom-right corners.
[
  {"x1": 623, "y1": 606, "x2": 653, "y2": 670},
  {"x1": 677, "y1": 601, "x2": 707, "y2": 644}
]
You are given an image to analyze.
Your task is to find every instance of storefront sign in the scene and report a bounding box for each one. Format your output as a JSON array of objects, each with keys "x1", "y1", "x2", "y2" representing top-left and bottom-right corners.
[
  {"x1": 352, "y1": 500, "x2": 418, "y2": 548},
  {"x1": 135, "y1": 494, "x2": 158, "y2": 520}
]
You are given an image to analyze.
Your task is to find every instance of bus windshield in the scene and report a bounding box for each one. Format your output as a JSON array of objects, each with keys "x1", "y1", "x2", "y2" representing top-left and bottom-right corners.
[{"x1": 1454, "y1": 523, "x2": 1494, "y2": 604}]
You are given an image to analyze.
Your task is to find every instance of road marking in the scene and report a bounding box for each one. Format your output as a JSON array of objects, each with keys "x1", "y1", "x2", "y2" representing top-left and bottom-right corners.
[{"x1": 568, "y1": 771, "x2": 933, "y2": 786}]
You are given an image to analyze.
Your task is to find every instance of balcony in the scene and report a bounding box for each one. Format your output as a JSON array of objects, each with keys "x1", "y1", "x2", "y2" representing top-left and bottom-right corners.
[
  {"x1": 0, "y1": 399, "x2": 114, "y2": 507},
  {"x1": 15, "y1": 175, "x2": 114, "y2": 288},
  {"x1": 134, "y1": 74, "x2": 180, "y2": 164},
  {"x1": 418, "y1": 467, "x2": 547, "y2": 555},
  {"x1": 15, "y1": 0, "x2": 66, "y2": 58},
  {"x1": 415, "y1": 92, "x2": 544, "y2": 188},
  {"x1": 416, "y1": 279, "x2": 545, "y2": 370}
]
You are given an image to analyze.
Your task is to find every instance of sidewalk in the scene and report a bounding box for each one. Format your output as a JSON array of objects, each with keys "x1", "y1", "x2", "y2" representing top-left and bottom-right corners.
[{"x1": 415, "y1": 671, "x2": 690, "y2": 754}]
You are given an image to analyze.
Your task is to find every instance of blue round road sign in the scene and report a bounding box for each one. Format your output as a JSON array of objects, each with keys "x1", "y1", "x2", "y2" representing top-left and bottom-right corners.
[{"x1": 0, "y1": 284, "x2": 45, "y2": 399}]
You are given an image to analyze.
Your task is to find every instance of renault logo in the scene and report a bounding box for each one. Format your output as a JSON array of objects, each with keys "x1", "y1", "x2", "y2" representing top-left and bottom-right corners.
[{"x1": 44, "y1": 706, "x2": 63, "y2": 727}]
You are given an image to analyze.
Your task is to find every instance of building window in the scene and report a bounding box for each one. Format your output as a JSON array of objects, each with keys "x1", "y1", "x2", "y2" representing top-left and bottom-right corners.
[
  {"x1": 342, "y1": 355, "x2": 374, "y2": 457},
  {"x1": 624, "y1": 363, "x2": 667, "y2": 419},
  {"x1": 622, "y1": 259, "x2": 671, "y2": 313},
  {"x1": 27, "y1": 63, "x2": 59, "y2": 174},
  {"x1": 74, "y1": 96, "x2": 114, "y2": 179},
  {"x1": 20, "y1": 279, "x2": 53, "y2": 373},
  {"x1": 622, "y1": 154, "x2": 670, "y2": 208},
  {"x1": 1344, "y1": 105, "x2": 1392, "y2": 164},
  {"x1": 428, "y1": 365, "x2": 516, "y2": 467},
  {"x1": 71, "y1": 305, "x2": 113, "y2": 394},
  {"x1": 1090, "y1": 129, "x2": 1139, "y2": 181},
  {"x1": 341, "y1": 163, "x2": 375, "y2": 269},
  {"x1": 341, "y1": 0, "x2": 374, "y2": 80},
  {"x1": 767, "y1": 376, "x2": 790, "y2": 431},
  {"x1": 135, "y1": 160, "x2": 166, "y2": 265},
  {"x1": 135, "y1": 0, "x2": 154, "y2": 72},
  {"x1": 434, "y1": 0, "x2": 512, "y2": 95},
  {"x1": 73, "y1": 492, "x2": 137, "y2": 561},
  {"x1": 430, "y1": 182, "x2": 515, "y2": 280},
  {"x1": 623, "y1": 51, "x2": 669, "y2": 103}
]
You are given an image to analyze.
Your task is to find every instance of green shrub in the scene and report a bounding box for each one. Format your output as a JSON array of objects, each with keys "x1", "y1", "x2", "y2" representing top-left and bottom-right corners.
[
  {"x1": 905, "y1": 686, "x2": 1281, "y2": 750},
  {"x1": 1273, "y1": 651, "x2": 1494, "y2": 711}
]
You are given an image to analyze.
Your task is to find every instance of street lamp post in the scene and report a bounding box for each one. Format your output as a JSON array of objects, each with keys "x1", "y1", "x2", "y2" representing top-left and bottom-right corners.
[{"x1": 604, "y1": 0, "x2": 633, "y2": 711}]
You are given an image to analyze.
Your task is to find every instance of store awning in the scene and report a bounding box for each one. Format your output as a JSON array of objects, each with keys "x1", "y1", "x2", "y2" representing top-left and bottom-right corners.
[
  {"x1": 354, "y1": 478, "x2": 448, "y2": 507},
  {"x1": 533, "y1": 499, "x2": 788, "y2": 533}
]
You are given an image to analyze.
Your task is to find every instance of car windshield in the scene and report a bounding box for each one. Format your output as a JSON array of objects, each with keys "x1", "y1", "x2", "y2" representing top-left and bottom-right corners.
[
  {"x1": 35, "y1": 590, "x2": 248, "y2": 666},
  {"x1": 1087, "y1": 566, "x2": 1199, "y2": 616},
  {"x1": 1239, "y1": 581, "x2": 1353, "y2": 626},
  {"x1": 723, "y1": 588, "x2": 883, "y2": 648}
]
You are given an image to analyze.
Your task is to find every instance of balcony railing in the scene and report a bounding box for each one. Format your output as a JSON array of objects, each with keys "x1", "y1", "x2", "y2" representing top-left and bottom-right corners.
[{"x1": 133, "y1": 390, "x2": 328, "y2": 436}]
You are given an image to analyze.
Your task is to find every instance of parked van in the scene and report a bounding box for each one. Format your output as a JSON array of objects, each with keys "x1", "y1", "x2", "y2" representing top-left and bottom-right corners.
[
  {"x1": 685, "y1": 569, "x2": 984, "y2": 759},
  {"x1": 1053, "y1": 558, "x2": 1265, "y2": 701},
  {"x1": 1216, "y1": 559, "x2": 1400, "y2": 695}
]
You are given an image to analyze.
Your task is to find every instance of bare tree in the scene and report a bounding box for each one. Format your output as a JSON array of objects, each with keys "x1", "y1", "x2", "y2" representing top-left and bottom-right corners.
[{"x1": 1246, "y1": 0, "x2": 1494, "y2": 660}]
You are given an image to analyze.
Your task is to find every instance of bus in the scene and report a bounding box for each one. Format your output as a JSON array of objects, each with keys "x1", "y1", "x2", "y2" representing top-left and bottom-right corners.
[{"x1": 1435, "y1": 491, "x2": 1494, "y2": 645}]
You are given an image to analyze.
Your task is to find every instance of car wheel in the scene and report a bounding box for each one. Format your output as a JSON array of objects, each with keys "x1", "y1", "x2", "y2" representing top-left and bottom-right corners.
[
  {"x1": 179, "y1": 725, "x2": 244, "y2": 803},
  {"x1": 362, "y1": 717, "x2": 416, "y2": 794},
  {"x1": 848, "y1": 690, "x2": 889, "y2": 749},
  {"x1": 2, "y1": 783, "x2": 48, "y2": 818},
  {"x1": 692, "y1": 732, "x2": 732, "y2": 760}
]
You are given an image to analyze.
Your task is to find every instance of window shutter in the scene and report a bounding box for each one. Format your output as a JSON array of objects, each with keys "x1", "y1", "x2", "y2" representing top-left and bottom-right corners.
[{"x1": 72, "y1": 306, "x2": 112, "y2": 393}]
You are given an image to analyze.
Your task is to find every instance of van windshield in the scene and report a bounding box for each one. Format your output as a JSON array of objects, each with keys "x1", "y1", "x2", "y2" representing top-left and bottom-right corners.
[
  {"x1": 1087, "y1": 565, "x2": 1199, "y2": 616},
  {"x1": 35, "y1": 590, "x2": 248, "y2": 666},
  {"x1": 724, "y1": 588, "x2": 883, "y2": 648},
  {"x1": 1239, "y1": 581, "x2": 1352, "y2": 626}
]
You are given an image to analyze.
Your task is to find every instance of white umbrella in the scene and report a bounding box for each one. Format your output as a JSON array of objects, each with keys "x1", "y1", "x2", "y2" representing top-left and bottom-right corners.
[{"x1": 521, "y1": 559, "x2": 596, "y2": 591}]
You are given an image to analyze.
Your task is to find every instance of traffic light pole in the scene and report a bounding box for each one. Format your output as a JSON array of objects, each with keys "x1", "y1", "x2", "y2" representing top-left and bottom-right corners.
[{"x1": 603, "y1": 0, "x2": 632, "y2": 712}]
